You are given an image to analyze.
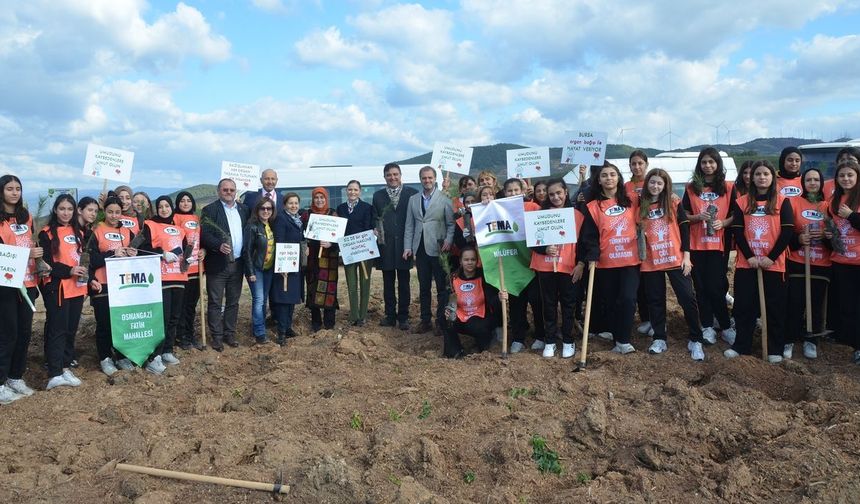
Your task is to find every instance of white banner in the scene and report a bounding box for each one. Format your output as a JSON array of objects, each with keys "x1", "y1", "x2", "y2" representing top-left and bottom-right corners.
[
  {"x1": 430, "y1": 142, "x2": 473, "y2": 175},
  {"x1": 470, "y1": 196, "x2": 527, "y2": 246},
  {"x1": 274, "y1": 243, "x2": 300, "y2": 273},
  {"x1": 221, "y1": 161, "x2": 260, "y2": 194},
  {"x1": 0, "y1": 244, "x2": 31, "y2": 289},
  {"x1": 340, "y1": 230, "x2": 380, "y2": 265},
  {"x1": 304, "y1": 213, "x2": 348, "y2": 242},
  {"x1": 562, "y1": 130, "x2": 608, "y2": 166},
  {"x1": 524, "y1": 207, "x2": 577, "y2": 247},
  {"x1": 506, "y1": 147, "x2": 550, "y2": 179},
  {"x1": 84, "y1": 143, "x2": 134, "y2": 183},
  {"x1": 105, "y1": 255, "x2": 164, "y2": 366}
]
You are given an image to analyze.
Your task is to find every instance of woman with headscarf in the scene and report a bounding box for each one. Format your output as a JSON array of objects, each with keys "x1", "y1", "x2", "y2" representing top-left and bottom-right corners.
[
  {"x1": 173, "y1": 191, "x2": 204, "y2": 350},
  {"x1": 114, "y1": 185, "x2": 143, "y2": 235},
  {"x1": 303, "y1": 187, "x2": 340, "y2": 332}
]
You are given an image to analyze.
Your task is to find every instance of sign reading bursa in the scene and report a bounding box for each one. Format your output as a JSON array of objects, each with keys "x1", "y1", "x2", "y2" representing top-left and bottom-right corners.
[{"x1": 561, "y1": 130, "x2": 608, "y2": 167}]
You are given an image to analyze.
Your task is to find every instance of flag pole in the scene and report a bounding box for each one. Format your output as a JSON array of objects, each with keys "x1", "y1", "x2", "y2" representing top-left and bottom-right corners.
[{"x1": 498, "y1": 255, "x2": 508, "y2": 359}]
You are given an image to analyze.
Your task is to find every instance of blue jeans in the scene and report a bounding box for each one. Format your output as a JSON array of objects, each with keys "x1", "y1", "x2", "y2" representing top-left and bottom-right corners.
[{"x1": 248, "y1": 268, "x2": 273, "y2": 339}]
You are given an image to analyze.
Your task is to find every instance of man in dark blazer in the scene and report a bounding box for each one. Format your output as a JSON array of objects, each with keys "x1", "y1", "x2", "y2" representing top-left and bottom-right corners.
[
  {"x1": 200, "y1": 178, "x2": 249, "y2": 351},
  {"x1": 242, "y1": 168, "x2": 281, "y2": 210},
  {"x1": 372, "y1": 162, "x2": 418, "y2": 330},
  {"x1": 403, "y1": 165, "x2": 455, "y2": 334}
]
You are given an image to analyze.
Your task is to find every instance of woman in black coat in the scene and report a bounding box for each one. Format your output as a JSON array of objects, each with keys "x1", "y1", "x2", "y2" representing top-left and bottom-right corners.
[
  {"x1": 271, "y1": 192, "x2": 305, "y2": 344},
  {"x1": 336, "y1": 180, "x2": 377, "y2": 326}
]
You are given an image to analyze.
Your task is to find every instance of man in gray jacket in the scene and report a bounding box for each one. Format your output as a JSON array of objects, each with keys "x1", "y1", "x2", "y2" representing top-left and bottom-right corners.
[{"x1": 403, "y1": 165, "x2": 455, "y2": 334}]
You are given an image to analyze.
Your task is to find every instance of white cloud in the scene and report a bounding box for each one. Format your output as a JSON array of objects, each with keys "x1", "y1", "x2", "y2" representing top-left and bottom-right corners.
[{"x1": 295, "y1": 27, "x2": 385, "y2": 69}]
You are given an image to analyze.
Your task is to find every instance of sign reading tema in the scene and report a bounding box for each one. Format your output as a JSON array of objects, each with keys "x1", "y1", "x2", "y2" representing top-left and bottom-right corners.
[
  {"x1": 506, "y1": 147, "x2": 550, "y2": 179},
  {"x1": 274, "y1": 243, "x2": 300, "y2": 273},
  {"x1": 106, "y1": 256, "x2": 165, "y2": 366},
  {"x1": 304, "y1": 213, "x2": 348, "y2": 242},
  {"x1": 0, "y1": 243, "x2": 31, "y2": 288},
  {"x1": 561, "y1": 130, "x2": 608, "y2": 166},
  {"x1": 84, "y1": 143, "x2": 134, "y2": 183},
  {"x1": 430, "y1": 142, "x2": 473, "y2": 175},
  {"x1": 221, "y1": 161, "x2": 260, "y2": 194},
  {"x1": 340, "y1": 230, "x2": 379, "y2": 265},
  {"x1": 524, "y1": 208, "x2": 577, "y2": 247}
]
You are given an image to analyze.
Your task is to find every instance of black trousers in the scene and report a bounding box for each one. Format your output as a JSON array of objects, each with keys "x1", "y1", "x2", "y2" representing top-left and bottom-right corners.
[
  {"x1": 206, "y1": 261, "x2": 243, "y2": 347},
  {"x1": 831, "y1": 262, "x2": 860, "y2": 350},
  {"x1": 177, "y1": 276, "x2": 200, "y2": 346},
  {"x1": 690, "y1": 250, "x2": 732, "y2": 330},
  {"x1": 39, "y1": 283, "x2": 84, "y2": 378},
  {"x1": 510, "y1": 276, "x2": 545, "y2": 344},
  {"x1": 592, "y1": 266, "x2": 639, "y2": 344},
  {"x1": 636, "y1": 275, "x2": 649, "y2": 323},
  {"x1": 537, "y1": 271, "x2": 574, "y2": 345},
  {"x1": 732, "y1": 268, "x2": 786, "y2": 356},
  {"x1": 444, "y1": 314, "x2": 495, "y2": 357},
  {"x1": 91, "y1": 294, "x2": 114, "y2": 360},
  {"x1": 160, "y1": 286, "x2": 185, "y2": 354},
  {"x1": 0, "y1": 286, "x2": 37, "y2": 382},
  {"x1": 311, "y1": 306, "x2": 336, "y2": 329},
  {"x1": 786, "y1": 260, "x2": 829, "y2": 344},
  {"x1": 415, "y1": 240, "x2": 448, "y2": 325},
  {"x1": 643, "y1": 269, "x2": 702, "y2": 342},
  {"x1": 382, "y1": 268, "x2": 411, "y2": 323}
]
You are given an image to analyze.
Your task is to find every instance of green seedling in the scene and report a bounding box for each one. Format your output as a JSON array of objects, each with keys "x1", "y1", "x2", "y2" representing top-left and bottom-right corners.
[
  {"x1": 388, "y1": 475, "x2": 401, "y2": 486},
  {"x1": 463, "y1": 470, "x2": 476, "y2": 484},
  {"x1": 350, "y1": 411, "x2": 363, "y2": 430},
  {"x1": 531, "y1": 434, "x2": 562, "y2": 475},
  {"x1": 576, "y1": 472, "x2": 591, "y2": 485},
  {"x1": 418, "y1": 399, "x2": 431, "y2": 420}
]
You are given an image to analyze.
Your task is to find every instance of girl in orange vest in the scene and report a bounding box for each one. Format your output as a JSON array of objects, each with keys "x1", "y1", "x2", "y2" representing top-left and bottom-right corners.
[
  {"x1": 38, "y1": 194, "x2": 88, "y2": 390},
  {"x1": 624, "y1": 150, "x2": 652, "y2": 336},
  {"x1": 637, "y1": 169, "x2": 704, "y2": 360},
  {"x1": 88, "y1": 196, "x2": 137, "y2": 375},
  {"x1": 776, "y1": 147, "x2": 803, "y2": 199},
  {"x1": 785, "y1": 168, "x2": 830, "y2": 360},
  {"x1": 443, "y1": 247, "x2": 505, "y2": 358},
  {"x1": 532, "y1": 180, "x2": 548, "y2": 207},
  {"x1": 173, "y1": 191, "x2": 204, "y2": 350},
  {"x1": 825, "y1": 148, "x2": 860, "y2": 198},
  {"x1": 580, "y1": 162, "x2": 641, "y2": 353},
  {"x1": 114, "y1": 185, "x2": 143, "y2": 236},
  {"x1": 529, "y1": 178, "x2": 584, "y2": 358},
  {"x1": 726, "y1": 160, "x2": 794, "y2": 361},
  {"x1": 828, "y1": 160, "x2": 860, "y2": 364},
  {"x1": 0, "y1": 175, "x2": 42, "y2": 402},
  {"x1": 682, "y1": 147, "x2": 735, "y2": 346},
  {"x1": 141, "y1": 196, "x2": 188, "y2": 374}
]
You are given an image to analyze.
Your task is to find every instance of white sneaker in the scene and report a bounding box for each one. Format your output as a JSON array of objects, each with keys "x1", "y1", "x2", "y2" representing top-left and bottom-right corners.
[
  {"x1": 5, "y1": 379, "x2": 34, "y2": 397},
  {"x1": 783, "y1": 344, "x2": 794, "y2": 360},
  {"x1": 756, "y1": 318, "x2": 762, "y2": 330},
  {"x1": 852, "y1": 350, "x2": 860, "y2": 364},
  {"x1": 596, "y1": 332, "x2": 614, "y2": 341},
  {"x1": 701, "y1": 327, "x2": 717, "y2": 345},
  {"x1": 721, "y1": 328, "x2": 736, "y2": 346},
  {"x1": 724, "y1": 349, "x2": 740, "y2": 359},
  {"x1": 725, "y1": 292, "x2": 734, "y2": 305},
  {"x1": 542, "y1": 343, "x2": 556, "y2": 358},
  {"x1": 62, "y1": 368, "x2": 82, "y2": 387},
  {"x1": 46, "y1": 374, "x2": 73, "y2": 390},
  {"x1": 611, "y1": 343, "x2": 636, "y2": 354},
  {"x1": 161, "y1": 353, "x2": 180, "y2": 366},
  {"x1": 637, "y1": 321, "x2": 652, "y2": 334},
  {"x1": 530, "y1": 339, "x2": 545, "y2": 350},
  {"x1": 689, "y1": 341, "x2": 705, "y2": 361},
  {"x1": 768, "y1": 355, "x2": 784, "y2": 364},
  {"x1": 115, "y1": 358, "x2": 135, "y2": 371},
  {"x1": 561, "y1": 343, "x2": 575, "y2": 358},
  {"x1": 510, "y1": 341, "x2": 525, "y2": 354},
  {"x1": 100, "y1": 357, "x2": 118, "y2": 376},
  {"x1": 648, "y1": 340, "x2": 667, "y2": 354},
  {"x1": 0, "y1": 385, "x2": 23, "y2": 405},
  {"x1": 803, "y1": 341, "x2": 818, "y2": 359},
  {"x1": 146, "y1": 356, "x2": 166, "y2": 375}
]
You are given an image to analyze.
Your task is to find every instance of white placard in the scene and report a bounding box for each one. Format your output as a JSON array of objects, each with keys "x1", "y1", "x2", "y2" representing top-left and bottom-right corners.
[
  {"x1": 340, "y1": 230, "x2": 380, "y2": 265},
  {"x1": 274, "y1": 243, "x2": 300, "y2": 273},
  {"x1": 220, "y1": 161, "x2": 260, "y2": 194},
  {"x1": 430, "y1": 142, "x2": 473, "y2": 176},
  {"x1": 524, "y1": 208, "x2": 577, "y2": 247},
  {"x1": 0, "y1": 244, "x2": 36, "y2": 289},
  {"x1": 506, "y1": 147, "x2": 550, "y2": 179},
  {"x1": 304, "y1": 213, "x2": 348, "y2": 242},
  {"x1": 561, "y1": 130, "x2": 608, "y2": 166},
  {"x1": 83, "y1": 143, "x2": 134, "y2": 183}
]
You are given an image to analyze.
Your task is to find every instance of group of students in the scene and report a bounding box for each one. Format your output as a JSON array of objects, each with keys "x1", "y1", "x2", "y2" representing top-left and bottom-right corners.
[{"x1": 2, "y1": 145, "x2": 860, "y2": 403}]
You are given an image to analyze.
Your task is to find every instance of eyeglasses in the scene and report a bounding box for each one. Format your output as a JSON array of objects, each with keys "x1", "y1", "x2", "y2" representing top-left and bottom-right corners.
[{"x1": 260, "y1": 207, "x2": 274, "y2": 212}]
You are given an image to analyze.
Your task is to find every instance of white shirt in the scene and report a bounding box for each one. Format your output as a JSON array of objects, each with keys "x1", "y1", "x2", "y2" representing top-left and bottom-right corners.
[{"x1": 222, "y1": 200, "x2": 243, "y2": 259}]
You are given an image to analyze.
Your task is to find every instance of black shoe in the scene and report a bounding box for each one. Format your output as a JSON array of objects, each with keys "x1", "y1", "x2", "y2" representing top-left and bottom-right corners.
[
  {"x1": 69, "y1": 359, "x2": 79, "y2": 368},
  {"x1": 354, "y1": 320, "x2": 365, "y2": 327},
  {"x1": 312, "y1": 323, "x2": 322, "y2": 333},
  {"x1": 399, "y1": 321, "x2": 410, "y2": 331},
  {"x1": 445, "y1": 349, "x2": 466, "y2": 359},
  {"x1": 412, "y1": 320, "x2": 433, "y2": 334},
  {"x1": 284, "y1": 329, "x2": 297, "y2": 338},
  {"x1": 226, "y1": 338, "x2": 239, "y2": 348},
  {"x1": 212, "y1": 345, "x2": 224, "y2": 353},
  {"x1": 379, "y1": 318, "x2": 396, "y2": 327},
  {"x1": 179, "y1": 342, "x2": 192, "y2": 351}
]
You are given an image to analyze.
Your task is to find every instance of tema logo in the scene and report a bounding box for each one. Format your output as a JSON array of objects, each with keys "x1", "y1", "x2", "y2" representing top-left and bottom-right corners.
[
  {"x1": 105, "y1": 232, "x2": 123, "y2": 242},
  {"x1": 780, "y1": 186, "x2": 802, "y2": 197},
  {"x1": 604, "y1": 205, "x2": 625, "y2": 216},
  {"x1": 700, "y1": 192, "x2": 718, "y2": 202},
  {"x1": 63, "y1": 235, "x2": 78, "y2": 244},
  {"x1": 10, "y1": 224, "x2": 28, "y2": 235},
  {"x1": 120, "y1": 218, "x2": 136, "y2": 228},
  {"x1": 647, "y1": 208, "x2": 665, "y2": 220},
  {"x1": 118, "y1": 272, "x2": 155, "y2": 290},
  {"x1": 164, "y1": 227, "x2": 180, "y2": 236},
  {"x1": 801, "y1": 209, "x2": 824, "y2": 221},
  {"x1": 184, "y1": 221, "x2": 198, "y2": 230},
  {"x1": 484, "y1": 220, "x2": 518, "y2": 236},
  {"x1": 459, "y1": 282, "x2": 476, "y2": 292}
]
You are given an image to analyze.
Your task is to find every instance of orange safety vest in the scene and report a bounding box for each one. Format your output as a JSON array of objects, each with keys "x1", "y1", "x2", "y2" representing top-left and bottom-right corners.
[
  {"x1": 530, "y1": 208, "x2": 583, "y2": 274},
  {"x1": 685, "y1": 182, "x2": 733, "y2": 251},
  {"x1": 586, "y1": 197, "x2": 640, "y2": 269},
  {"x1": 639, "y1": 200, "x2": 684, "y2": 272},
  {"x1": 92, "y1": 222, "x2": 132, "y2": 284},
  {"x1": 43, "y1": 225, "x2": 87, "y2": 299},
  {"x1": 777, "y1": 177, "x2": 803, "y2": 198},
  {"x1": 788, "y1": 197, "x2": 831, "y2": 267},
  {"x1": 0, "y1": 216, "x2": 37, "y2": 288},
  {"x1": 119, "y1": 214, "x2": 140, "y2": 235},
  {"x1": 735, "y1": 196, "x2": 788, "y2": 273},
  {"x1": 823, "y1": 179, "x2": 836, "y2": 199},
  {"x1": 146, "y1": 221, "x2": 188, "y2": 282},
  {"x1": 624, "y1": 180, "x2": 644, "y2": 200},
  {"x1": 829, "y1": 195, "x2": 860, "y2": 266},
  {"x1": 172, "y1": 213, "x2": 200, "y2": 276},
  {"x1": 453, "y1": 275, "x2": 486, "y2": 322}
]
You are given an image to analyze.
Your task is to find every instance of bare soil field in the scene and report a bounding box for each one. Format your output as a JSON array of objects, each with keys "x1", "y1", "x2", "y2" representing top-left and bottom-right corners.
[{"x1": 1, "y1": 268, "x2": 859, "y2": 503}]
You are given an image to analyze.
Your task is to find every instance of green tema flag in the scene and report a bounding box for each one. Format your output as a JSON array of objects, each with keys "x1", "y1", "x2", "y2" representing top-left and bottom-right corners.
[
  {"x1": 470, "y1": 196, "x2": 535, "y2": 296},
  {"x1": 106, "y1": 255, "x2": 165, "y2": 366}
]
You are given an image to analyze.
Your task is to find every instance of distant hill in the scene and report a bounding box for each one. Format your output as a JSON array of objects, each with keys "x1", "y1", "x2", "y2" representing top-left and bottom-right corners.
[
  {"x1": 682, "y1": 137, "x2": 820, "y2": 156},
  {"x1": 168, "y1": 183, "x2": 218, "y2": 210}
]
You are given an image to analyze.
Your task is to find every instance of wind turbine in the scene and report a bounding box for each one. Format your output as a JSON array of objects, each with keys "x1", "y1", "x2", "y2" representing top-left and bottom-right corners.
[
  {"x1": 618, "y1": 127, "x2": 635, "y2": 145},
  {"x1": 723, "y1": 127, "x2": 738, "y2": 146},
  {"x1": 706, "y1": 121, "x2": 725, "y2": 145},
  {"x1": 660, "y1": 124, "x2": 682, "y2": 151}
]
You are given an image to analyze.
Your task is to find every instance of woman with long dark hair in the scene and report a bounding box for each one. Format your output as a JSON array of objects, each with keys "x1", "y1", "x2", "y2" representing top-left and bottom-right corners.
[
  {"x1": 243, "y1": 197, "x2": 277, "y2": 343},
  {"x1": 828, "y1": 160, "x2": 860, "y2": 364},
  {"x1": 776, "y1": 147, "x2": 803, "y2": 198},
  {"x1": 173, "y1": 191, "x2": 203, "y2": 350}
]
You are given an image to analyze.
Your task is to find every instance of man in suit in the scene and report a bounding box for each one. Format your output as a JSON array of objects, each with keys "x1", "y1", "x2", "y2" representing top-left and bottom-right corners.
[
  {"x1": 372, "y1": 162, "x2": 418, "y2": 330},
  {"x1": 200, "y1": 178, "x2": 249, "y2": 351},
  {"x1": 403, "y1": 165, "x2": 455, "y2": 334},
  {"x1": 242, "y1": 168, "x2": 280, "y2": 210}
]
